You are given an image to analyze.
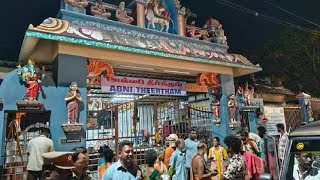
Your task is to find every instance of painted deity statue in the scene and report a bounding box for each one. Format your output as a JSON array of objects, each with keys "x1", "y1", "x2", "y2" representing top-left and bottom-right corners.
[
  {"x1": 212, "y1": 93, "x2": 220, "y2": 119},
  {"x1": 204, "y1": 17, "x2": 220, "y2": 41},
  {"x1": 65, "y1": 0, "x2": 88, "y2": 8},
  {"x1": 65, "y1": 82, "x2": 83, "y2": 124},
  {"x1": 145, "y1": 0, "x2": 170, "y2": 32},
  {"x1": 173, "y1": 0, "x2": 181, "y2": 10},
  {"x1": 256, "y1": 110, "x2": 269, "y2": 125},
  {"x1": 228, "y1": 94, "x2": 237, "y2": 123},
  {"x1": 215, "y1": 24, "x2": 227, "y2": 45},
  {"x1": 91, "y1": 2, "x2": 111, "y2": 18},
  {"x1": 187, "y1": 21, "x2": 202, "y2": 39},
  {"x1": 237, "y1": 82, "x2": 254, "y2": 106},
  {"x1": 212, "y1": 91, "x2": 221, "y2": 126},
  {"x1": 151, "y1": 0, "x2": 170, "y2": 19},
  {"x1": 116, "y1": 1, "x2": 134, "y2": 24},
  {"x1": 17, "y1": 57, "x2": 45, "y2": 101}
]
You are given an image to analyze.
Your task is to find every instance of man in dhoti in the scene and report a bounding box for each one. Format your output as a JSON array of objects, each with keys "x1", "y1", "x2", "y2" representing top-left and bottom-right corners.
[{"x1": 190, "y1": 143, "x2": 217, "y2": 180}]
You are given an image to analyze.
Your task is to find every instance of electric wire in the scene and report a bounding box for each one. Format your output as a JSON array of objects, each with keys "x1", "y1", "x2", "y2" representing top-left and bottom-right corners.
[
  {"x1": 264, "y1": 1, "x2": 320, "y2": 28},
  {"x1": 216, "y1": 0, "x2": 320, "y2": 34}
]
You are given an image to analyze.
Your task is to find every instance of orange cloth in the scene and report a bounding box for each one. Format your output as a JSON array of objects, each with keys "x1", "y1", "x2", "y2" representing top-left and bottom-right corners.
[
  {"x1": 98, "y1": 164, "x2": 106, "y2": 180},
  {"x1": 164, "y1": 147, "x2": 175, "y2": 167}
]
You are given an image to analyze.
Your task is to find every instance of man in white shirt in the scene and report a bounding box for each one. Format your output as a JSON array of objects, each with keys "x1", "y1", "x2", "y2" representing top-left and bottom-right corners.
[
  {"x1": 293, "y1": 153, "x2": 320, "y2": 180},
  {"x1": 248, "y1": 132, "x2": 261, "y2": 144},
  {"x1": 276, "y1": 124, "x2": 288, "y2": 164},
  {"x1": 27, "y1": 128, "x2": 54, "y2": 180}
]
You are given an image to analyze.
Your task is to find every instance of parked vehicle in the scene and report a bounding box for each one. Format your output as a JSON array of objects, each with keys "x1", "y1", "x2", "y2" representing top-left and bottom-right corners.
[{"x1": 260, "y1": 121, "x2": 320, "y2": 180}]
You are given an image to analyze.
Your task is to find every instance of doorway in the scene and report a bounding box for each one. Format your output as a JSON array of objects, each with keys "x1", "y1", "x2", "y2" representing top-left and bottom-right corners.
[{"x1": 2, "y1": 110, "x2": 51, "y2": 180}]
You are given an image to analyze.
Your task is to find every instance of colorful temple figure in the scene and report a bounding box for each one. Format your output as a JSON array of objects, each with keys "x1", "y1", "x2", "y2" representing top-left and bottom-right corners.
[
  {"x1": 203, "y1": 17, "x2": 220, "y2": 42},
  {"x1": 237, "y1": 82, "x2": 254, "y2": 106},
  {"x1": 145, "y1": 0, "x2": 170, "y2": 32},
  {"x1": 187, "y1": 21, "x2": 202, "y2": 39},
  {"x1": 173, "y1": 0, "x2": 181, "y2": 10},
  {"x1": 115, "y1": 1, "x2": 134, "y2": 24},
  {"x1": 256, "y1": 109, "x2": 269, "y2": 125},
  {"x1": 228, "y1": 94, "x2": 237, "y2": 123},
  {"x1": 199, "y1": 29, "x2": 210, "y2": 41},
  {"x1": 65, "y1": 82, "x2": 83, "y2": 124},
  {"x1": 17, "y1": 57, "x2": 45, "y2": 101},
  {"x1": 65, "y1": 0, "x2": 89, "y2": 8},
  {"x1": 155, "y1": 0, "x2": 170, "y2": 20},
  {"x1": 215, "y1": 24, "x2": 227, "y2": 45},
  {"x1": 212, "y1": 92, "x2": 221, "y2": 126},
  {"x1": 91, "y1": 2, "x2": 112, "y2": 18},
  {"x1": 212, "y1": 94, "x2": 220, "y2": 118}
]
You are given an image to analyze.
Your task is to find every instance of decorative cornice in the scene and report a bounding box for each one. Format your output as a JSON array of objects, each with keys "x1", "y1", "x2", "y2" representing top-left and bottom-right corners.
[
  {"x1": 22, "y1": 17, "x2": 256, "y2": 69},
  {"x1": 28, "y1": 18, "x2": 69, "y2": 34},
  {"x1": 26, "y1": 30, "x2": 262, "y2": 71}
]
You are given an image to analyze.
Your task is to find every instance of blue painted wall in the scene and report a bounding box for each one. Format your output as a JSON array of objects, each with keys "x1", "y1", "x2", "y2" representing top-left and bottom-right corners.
[
  {"x1": 52, "y1": 54, "x2": 88, "y2": 151},
  {"x1": 0, "y1": 70, "x2": 25, "y2": 164},
  {"x1": 0, "y1": 54, "x2": 88, "y2": 165},
  {"x1": 211, "y1": 74, "x2": 235, "y2": 146}
]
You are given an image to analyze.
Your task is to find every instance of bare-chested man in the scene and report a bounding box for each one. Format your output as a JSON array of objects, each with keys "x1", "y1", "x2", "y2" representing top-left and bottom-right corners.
[{"x1": 191, "y1": 143, "x2": 217, "y2": 180}]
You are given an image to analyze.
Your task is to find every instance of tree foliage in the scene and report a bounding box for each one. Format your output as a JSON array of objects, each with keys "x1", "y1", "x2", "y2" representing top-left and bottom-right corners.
[{"x1": 258, "y1": 29, "x2": 320, "y2": 96}]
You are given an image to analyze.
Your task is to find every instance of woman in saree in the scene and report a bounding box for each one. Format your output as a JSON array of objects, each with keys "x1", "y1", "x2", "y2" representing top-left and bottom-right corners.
[
  {"x1": 154, "y1": 151, "x2": 168, "y2": 175},
  {"x1": 145, "y1": 149, "x2": 161, "y2": 180},
  {"x1": 208, "y1": 137, "x2": 228, "y2": 180},
  {"x1": 98, "y1": 146, "x2": 114, "y2": 180}
]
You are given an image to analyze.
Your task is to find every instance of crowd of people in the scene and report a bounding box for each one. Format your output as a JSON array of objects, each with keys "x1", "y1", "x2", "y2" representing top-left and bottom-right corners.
[
  {"x1": 25, "y1": 123, "x2": 291, "y2": 180},
  {"x1": 151, "y1": 126, "x2": 267, "y2": 180}
]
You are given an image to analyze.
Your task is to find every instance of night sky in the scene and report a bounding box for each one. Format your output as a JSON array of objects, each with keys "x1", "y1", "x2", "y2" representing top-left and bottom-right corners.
[{"x1": 1, "y1": 0, "x2": 320, "y2": 60}]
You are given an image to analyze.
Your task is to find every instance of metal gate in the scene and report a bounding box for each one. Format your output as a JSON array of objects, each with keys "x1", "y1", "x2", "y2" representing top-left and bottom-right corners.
[
  {"x1": 310, "y1": 99, "x2": 320, "y2": 120},
  {"x1": 86, "y1": 92, "x2": 214, "y2": 164},
  {"x1": 86, "y1": 93, "x2": 184, "y2": 164},
  {"x1": 186, "y1": 106, "x2": 213, "y2": 146},
  {"x1": 283, "y1": 107, "x2": 303, "y2": 132},
  {"x1": 2, "y1": 110, "x2": 51, "y2": 180}
]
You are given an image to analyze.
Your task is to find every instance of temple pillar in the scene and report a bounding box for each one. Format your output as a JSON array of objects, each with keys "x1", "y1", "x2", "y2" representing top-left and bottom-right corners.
[
  {"x1": 177, "y1": 10, "x2": 186, "y2": 36},
  {"x1": 212, "y1": 74, "x2": 235, "y2": 144},
  {"x1": 135, "y1": 1, "x2": 146, "y2": 28},
  {"x1": 51, "y1": 54, "x2": 87, "y2": 151}
]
